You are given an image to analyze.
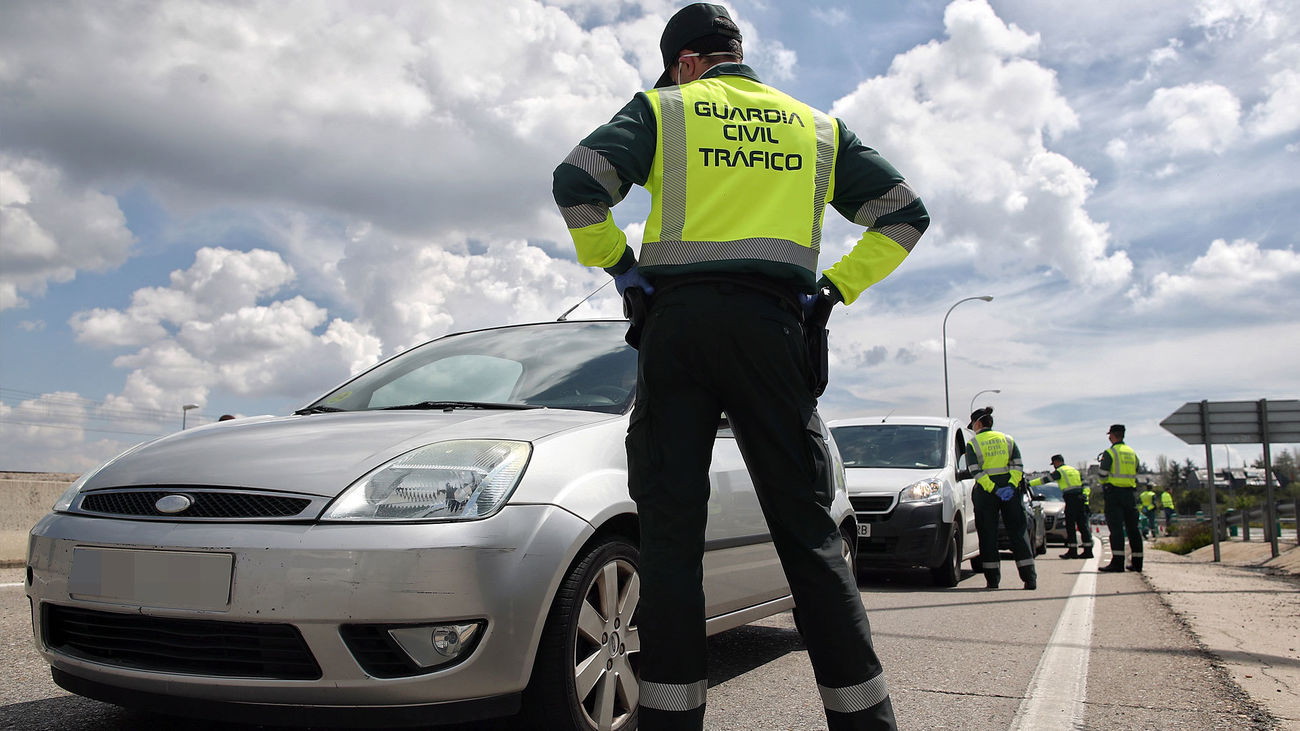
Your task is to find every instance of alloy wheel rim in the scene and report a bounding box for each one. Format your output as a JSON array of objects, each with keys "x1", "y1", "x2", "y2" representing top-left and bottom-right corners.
[{"x1": 573, "y1": 557, "x2": 640, "y2": 731}]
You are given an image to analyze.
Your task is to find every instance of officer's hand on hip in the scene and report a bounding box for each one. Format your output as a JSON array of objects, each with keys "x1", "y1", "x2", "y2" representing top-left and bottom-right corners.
[{"x1": 613, "y1": 265, "x2": 654, "y2": 296}]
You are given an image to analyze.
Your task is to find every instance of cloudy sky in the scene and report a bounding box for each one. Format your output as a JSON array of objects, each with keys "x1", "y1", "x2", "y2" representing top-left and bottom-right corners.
[{"x1": 1, "y1": 0, "x2": 1297, "y2": 475}]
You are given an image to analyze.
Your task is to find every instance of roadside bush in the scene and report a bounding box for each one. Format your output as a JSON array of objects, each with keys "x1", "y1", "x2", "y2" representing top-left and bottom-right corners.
[{"x1": 1159, "y1": 521, "x2": 1215, "y2": 555}]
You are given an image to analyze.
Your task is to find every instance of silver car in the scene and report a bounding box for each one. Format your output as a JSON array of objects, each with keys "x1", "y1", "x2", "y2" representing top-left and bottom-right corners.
[{"x1": 26, "y1": 319, "x2": 857, "y2": 731}]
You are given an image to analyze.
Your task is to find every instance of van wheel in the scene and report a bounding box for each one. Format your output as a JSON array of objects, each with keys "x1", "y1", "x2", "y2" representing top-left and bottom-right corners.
[
  {"x1": 524, "y1": 537, "x2": 640, "y2": 731},
  {"x1": 929, "y1": 528, "x2": 961, "y2": 587}
]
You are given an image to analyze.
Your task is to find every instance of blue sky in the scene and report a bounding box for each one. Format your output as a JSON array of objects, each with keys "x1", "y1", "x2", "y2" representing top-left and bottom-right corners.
[{"x1": 1, "y1": 0, "x2": 1297, "y2": 474}]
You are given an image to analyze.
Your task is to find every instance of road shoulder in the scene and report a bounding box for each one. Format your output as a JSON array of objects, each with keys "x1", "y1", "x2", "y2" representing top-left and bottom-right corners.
[{"x1": 1143, "y1": 540, "x2": 1300, "y2": 728}]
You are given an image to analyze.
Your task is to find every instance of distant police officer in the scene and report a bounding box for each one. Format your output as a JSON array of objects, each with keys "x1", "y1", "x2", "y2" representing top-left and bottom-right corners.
[
  {"x1": 1159, "y1": 487, "x2": 1177, "y2": 535},
  {"x1": 1098, "y1": 424, "x2": 1143, "y2": 572},
  {"x1": 1139, "y1": 483, "x2": 1158, "y2": 539},
  {"x1": 965, "y1": 407, "x2": 1036, "y2": 590},
  {"x1": 554, "y1": 4, "x2": 929, "y2": 728},
  {"x1": 1029, "y1": 454, "x2": 1093, "y2": 559}
]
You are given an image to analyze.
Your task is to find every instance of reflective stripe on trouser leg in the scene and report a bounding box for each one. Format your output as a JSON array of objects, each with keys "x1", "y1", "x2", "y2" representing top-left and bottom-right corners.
[
  {"x1": 1016, "y1": 558, "x2": 1035, "y2": 567},
  {"x1": 640, "y1": 680, "x2": 707, "y2": 712},
  {"x1": 819, "y1": 672, "x2": 889, "y2": 713}
]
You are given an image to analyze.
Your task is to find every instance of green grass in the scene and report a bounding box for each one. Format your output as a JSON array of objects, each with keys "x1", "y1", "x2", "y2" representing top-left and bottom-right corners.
[{"x1": 1156, "y1": 521, "x2": 1215, "y2": 555}]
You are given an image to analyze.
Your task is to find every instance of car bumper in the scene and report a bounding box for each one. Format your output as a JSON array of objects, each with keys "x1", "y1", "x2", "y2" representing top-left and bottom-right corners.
[
  {"x1": 26, "y1": 504, "x2": 590, "y2": 713},
  {"x1": 854, "y1": 501, "x2": 947, "y2": 569}
]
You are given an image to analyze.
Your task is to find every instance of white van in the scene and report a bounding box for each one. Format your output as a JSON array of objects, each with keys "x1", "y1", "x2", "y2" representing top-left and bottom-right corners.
[{"x1": 827, "y1": 416, "x2": 980, "y2": 586}]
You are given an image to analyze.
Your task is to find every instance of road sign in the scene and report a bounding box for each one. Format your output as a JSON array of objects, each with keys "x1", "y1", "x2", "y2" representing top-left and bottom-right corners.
[{"x1": 1159, "y1": 399, "x2": 1300, "y2": 445}]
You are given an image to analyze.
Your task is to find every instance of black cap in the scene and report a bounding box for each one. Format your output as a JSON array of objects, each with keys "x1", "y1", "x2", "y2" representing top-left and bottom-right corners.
[
  {"x1": 1050, "y1": 454, "x2": 1064, "y2": 464},
  {"x1": 654, "y1": 4, "x2": 742, "y2": 88},
  {"x1": 1108, "y1": 424, "x2": 1126, "y2": 436},
  {"x1": 968, "y1": 406, "x2": 993, "y2": 430}
]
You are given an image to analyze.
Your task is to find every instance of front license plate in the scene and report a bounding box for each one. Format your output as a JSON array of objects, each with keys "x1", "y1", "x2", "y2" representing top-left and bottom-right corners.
[
  {"x1": 857, "y1": 523, "x2": 871, "y2": 538},
  {"x1": 70, "y1": 548, "x2": 233, "y2": 610}
]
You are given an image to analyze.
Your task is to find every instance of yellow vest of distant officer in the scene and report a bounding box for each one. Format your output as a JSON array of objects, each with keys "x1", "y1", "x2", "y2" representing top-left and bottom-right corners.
[{"x1": 1105, "y1": 444, "x2": 1139, "y2": 488}]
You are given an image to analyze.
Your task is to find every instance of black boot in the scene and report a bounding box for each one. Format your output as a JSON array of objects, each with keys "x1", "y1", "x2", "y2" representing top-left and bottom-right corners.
[
  {"x1": 1080, "y1": 546, "x2": 1094, "y2": 559},
  {"x1": 1098, "y1": 557, "x2": 1125, "y2": 572},
  {"x1": 1059, "y1": 548, "x2": 1079, "y2": 559},
  {"x1": 984, "y1": 570, "x2": 1000, "y2": 589},
  {"x1": 1127, "y1": 558, "x2": 1143, "y2": 571}
]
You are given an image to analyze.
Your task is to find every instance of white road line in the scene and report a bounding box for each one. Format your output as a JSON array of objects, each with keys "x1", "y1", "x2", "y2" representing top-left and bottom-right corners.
[
  {"x1": 0, "y1": 582, "x2": 24, "y2": 588},
  {"x1": 1010, "y1": 553, "x2": 1099, "y2": 731}
]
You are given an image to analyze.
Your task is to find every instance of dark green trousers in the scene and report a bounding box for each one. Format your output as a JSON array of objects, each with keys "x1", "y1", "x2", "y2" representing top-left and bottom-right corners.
[
  {"x1": 1104, "y1": 486, "x2": 1143, "y2": 562},
  {"x1": 972, "y1": 486, "x2": 1036, "y2": 585},
  {"x1": 627, "y1": 281, "x2": 895, "y2": 731},
  {"x1": 1063, "y1": 492, "x2": 1093, "y2": 549}
]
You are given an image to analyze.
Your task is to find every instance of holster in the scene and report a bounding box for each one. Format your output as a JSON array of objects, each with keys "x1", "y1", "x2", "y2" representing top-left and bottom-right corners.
[
  {"x1": 804, "y1": 293, "x2": 834, "y2": 397},
  {"x1": 622, "y1": 287, "x2": 648, "y2": 349}
]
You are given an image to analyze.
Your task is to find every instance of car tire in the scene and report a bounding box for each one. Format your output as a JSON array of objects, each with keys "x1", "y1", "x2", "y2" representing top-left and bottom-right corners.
[
  {"x1": 524, "y1": 536, "x2": 640, "y2": 731},
  {"x1": 929, "y1": 527, "x2": 962, "y2": 587}
]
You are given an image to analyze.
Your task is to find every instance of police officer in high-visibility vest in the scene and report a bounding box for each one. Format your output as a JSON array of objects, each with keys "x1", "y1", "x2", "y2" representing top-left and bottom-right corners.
[
  {"x1": 1029, "y1": 454, "x2": 1093, "y2": 559},
  {"x1": 553, "y1": 4, "x2": 928, "y2": 729},
  {"x1": 964, "y1": 407, "x2": 1036, "y2": 590},
  {"x1": 1159, "y1": 487, "x2": 1177, "y2": 535},
  {"x1": 1139, "y1": 484, "x2": 1158, "y2": 539},
  {"x1": 1098, "y1": 424, "x2": 1143, "y2": 572}
]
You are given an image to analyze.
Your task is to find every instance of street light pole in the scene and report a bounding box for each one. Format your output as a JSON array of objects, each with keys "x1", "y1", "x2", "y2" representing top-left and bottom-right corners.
[
  {"x1": 970, "y1": 389, "x2": 1002, "y2": 416},
  {"x1": 182, "y1": 403, "x2": 199, "y2": 430},
  {"x1": 942, "y1": 296, "x2": 994, "y2": 418}
]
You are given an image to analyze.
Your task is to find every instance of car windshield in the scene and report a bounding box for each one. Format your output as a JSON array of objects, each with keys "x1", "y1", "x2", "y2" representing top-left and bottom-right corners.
[
  {"x1": 1035, "y1": 485, "x2": 1065, "y2": 502},
  {"x1": 305, "y1": 321, "x2": 637, "y2": 415},
  {"x1": 830, "y1": 424, "x2": 948, "y2": 469}
]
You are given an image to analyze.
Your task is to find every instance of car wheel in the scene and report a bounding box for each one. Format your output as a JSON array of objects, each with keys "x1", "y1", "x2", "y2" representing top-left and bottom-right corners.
[
  {"x1": 929, "y1": 527, "x2": 961, "y2": 587},
  {"x1": 524, "y1": 537, "x2": 640, "y2": 731}
]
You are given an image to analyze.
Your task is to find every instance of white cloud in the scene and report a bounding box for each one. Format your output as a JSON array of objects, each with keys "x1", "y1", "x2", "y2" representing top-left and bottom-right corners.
[
  {"x1": 1130, "y1": 238, "x2": 1300, "y2": 309},
  {"x1": 827, "y1": 0, "x2": 1130, "y2": 286},
  {"x1": 1248, "y1": 69, "x2": 1300, "y2": 138},
  {"x1": 70, "y1": 247, "x2": 383, "y2": 410},
  {"x1": 0, "y1": 155, "x2": 134, "y2": 310},
  {"x1": 1143, "y1": 82, "x2": 1243, "y2": 155}
]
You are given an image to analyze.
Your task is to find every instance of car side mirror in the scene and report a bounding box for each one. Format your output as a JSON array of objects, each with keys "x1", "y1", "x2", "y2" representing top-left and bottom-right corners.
[
  {"x1": 1031, "y1": 493, "x2": 1045, "y2": 501},
  {"x1": 956, "y1": 469, "x2": 973, "y2": 481}
]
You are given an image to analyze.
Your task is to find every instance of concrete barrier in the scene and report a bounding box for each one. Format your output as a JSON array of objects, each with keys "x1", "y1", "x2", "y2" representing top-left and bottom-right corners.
[{"x1": 1, "y1": 472, "x2": 78, "y2": 567}]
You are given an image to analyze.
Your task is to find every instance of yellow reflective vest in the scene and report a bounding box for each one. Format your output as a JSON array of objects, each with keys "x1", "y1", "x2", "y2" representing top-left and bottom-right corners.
[
  {"x1": 1161, "y1": 491, "x2": 1175, "y2": 509},
  {"x1": 970, "y1": 430, "x2": 1024, "y2": 492},
  {"x1": 1102, "y1": 443, "x2": 1139, "y2": 488},
  {"x1": 1140, "y1": 489, "x2": 1156, "y2": 509}
]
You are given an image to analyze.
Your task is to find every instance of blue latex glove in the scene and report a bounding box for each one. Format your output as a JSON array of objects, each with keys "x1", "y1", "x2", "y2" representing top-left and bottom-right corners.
[
  {"x1": 613, "y1": 265, "x2": 654, "y2": 297},
  {"x1": 995, "y1": 486, "x2": 1016, "y2": 502}
]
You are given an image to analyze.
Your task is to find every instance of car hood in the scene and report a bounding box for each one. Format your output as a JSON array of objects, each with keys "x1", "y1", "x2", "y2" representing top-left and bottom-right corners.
[
  {"x1": 84, "y1": 409, "x2": 621, "y2": 497},
  {"x1": 844, "y1": 467, "x2": 944, "y2": 495}
]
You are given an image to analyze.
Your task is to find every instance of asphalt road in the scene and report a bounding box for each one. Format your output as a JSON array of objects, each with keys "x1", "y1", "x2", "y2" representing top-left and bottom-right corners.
[{"x1": 0, "y1": 544, "x2": 1277, "y2": 731}]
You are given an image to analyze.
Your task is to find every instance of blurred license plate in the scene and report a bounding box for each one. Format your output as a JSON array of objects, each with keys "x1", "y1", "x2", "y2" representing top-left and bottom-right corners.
[
  {"x1": 70, "y1": 548, "x2": 233, "y2": 610},
  {"x1": 857, "y1": 523, "x2": 871, "y2": 538}
]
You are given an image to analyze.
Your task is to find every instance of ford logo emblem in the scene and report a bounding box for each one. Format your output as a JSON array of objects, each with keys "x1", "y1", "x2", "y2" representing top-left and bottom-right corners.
[{"x1": 155, "y1": 494, "x2": 193, "y2": 514}]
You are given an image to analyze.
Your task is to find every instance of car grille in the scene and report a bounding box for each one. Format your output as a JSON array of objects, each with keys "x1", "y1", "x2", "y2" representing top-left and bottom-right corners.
[
  {"x1": 80, "y1": 489, "x2": 313, "y2": 519},
  {"x1": 43, "y1": 604, "x2": 321, "y2": 680},
  {"x1": 851, "y1": 495, "x2": 895, "y2": 513}
]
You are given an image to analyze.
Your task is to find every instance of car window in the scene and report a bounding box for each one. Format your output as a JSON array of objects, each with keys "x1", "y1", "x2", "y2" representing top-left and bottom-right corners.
[
  {"x1": 1035, "y1": 485, "x2": 1065, "y2": 502},
  {"x1": 829, "y1": 425, "x2": 948, "y2": 469},
  {"x1": 368, "y1": 355, "x2": 523, "y2": 408},
  {"x1": 310, "y1": 322, "x2": 638, "y2": 415}
]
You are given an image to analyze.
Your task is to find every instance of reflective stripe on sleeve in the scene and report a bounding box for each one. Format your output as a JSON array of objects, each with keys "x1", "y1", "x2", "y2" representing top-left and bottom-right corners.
[
  {"x1": 560, "y1": 203, "x2": 609, "y2": 229},
  {"x1": 853, "y1": 183, "x2": 919, "y2": 228},
  {"x1": 562, "y1": 146, "x2": 626, "y2": 205},
  {"x1": 818, "y1": 673, "x2": 889, "y2": 714},
  {"x1": 640, "y1": 237, "x2": 817, "y2": 271},
  {"x1": 640, "y1": 679, "x2": 707, "y2": 712},
  {"x1": 873, "y1": 222, "x2": 921, "y2": 253}
]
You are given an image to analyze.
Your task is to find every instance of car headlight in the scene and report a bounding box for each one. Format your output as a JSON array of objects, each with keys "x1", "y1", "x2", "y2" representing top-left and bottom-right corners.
[
  {"x1": 899, "y1": 478, "x2": 944, "y2": 504},
  {"x1": 321, "y1": 440, "x2": 531, "y2": 521}
]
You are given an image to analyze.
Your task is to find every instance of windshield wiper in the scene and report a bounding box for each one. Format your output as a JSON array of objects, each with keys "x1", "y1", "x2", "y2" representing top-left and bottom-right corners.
[
  {"x1": 294, "y1": 405, "x2": 347, "y2": 415},
  {"x1": 381, "y1": 400, "x2": 544, "y2": 411}
]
